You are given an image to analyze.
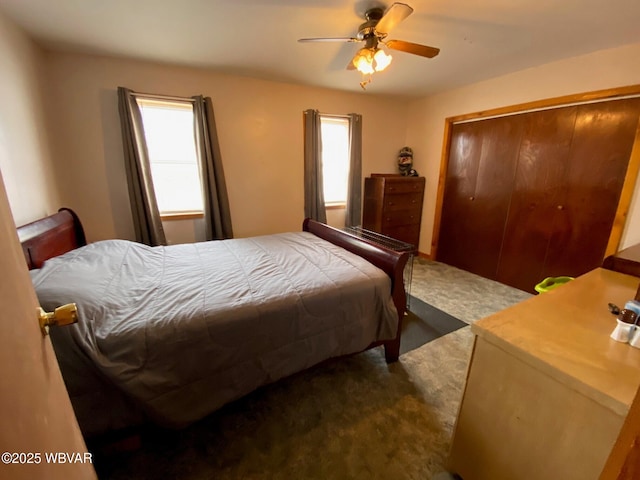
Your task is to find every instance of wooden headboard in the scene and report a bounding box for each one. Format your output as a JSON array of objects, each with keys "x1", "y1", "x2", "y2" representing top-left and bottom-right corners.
[{"x1": 17, "y1": 208, "x2": 87, "y2": 270}]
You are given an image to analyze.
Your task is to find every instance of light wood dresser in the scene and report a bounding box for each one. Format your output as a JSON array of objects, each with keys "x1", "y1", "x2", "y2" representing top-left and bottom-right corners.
[
  {"x1": 448, "y1": 268, "x2": 640, "y2": 480},
  {"x1": 362, "y1": 174, "x2": 425, "y2": 248}
]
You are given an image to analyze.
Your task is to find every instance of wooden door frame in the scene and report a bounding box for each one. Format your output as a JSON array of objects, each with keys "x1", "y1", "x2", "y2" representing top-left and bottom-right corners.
[{"x1": 431, "y1": 84, "x2": 640, "y2": 260}]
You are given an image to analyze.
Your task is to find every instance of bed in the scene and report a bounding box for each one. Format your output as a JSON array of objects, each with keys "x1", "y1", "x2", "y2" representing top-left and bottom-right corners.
[{"x1": 18, "y1": 208, "x2": 410, "y2": 438}]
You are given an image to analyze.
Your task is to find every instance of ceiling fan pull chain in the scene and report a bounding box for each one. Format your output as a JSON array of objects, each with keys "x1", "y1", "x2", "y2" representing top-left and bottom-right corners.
[{"x1": 360, "y1": 74, "x2": 372, "y2": 90}]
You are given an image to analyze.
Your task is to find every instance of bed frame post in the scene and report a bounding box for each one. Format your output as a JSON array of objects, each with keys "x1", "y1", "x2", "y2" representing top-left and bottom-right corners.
[
  {"x1": 382, "y1": 263, "x2": 408, "y2": 363},
  {"x1": 302, "y1": 218, "x2": 409, "y2": 363}
]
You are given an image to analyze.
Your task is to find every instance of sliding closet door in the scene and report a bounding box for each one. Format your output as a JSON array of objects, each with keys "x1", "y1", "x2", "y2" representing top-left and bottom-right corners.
[
  {"x1": 438, "y1": 115, "x2": 524, "y2": 279},
  {"x1": 541, "y1": 98, "x2": 640, "y2": 278},
  {"x1": 438, "y1": 97, "x2": 640, "y2": 293},
  {"x1": 495, "y1": 107, "x2": 578, "y2": 290},
  {"x1": 497, "y1": 98, "x2": 640, "y2": 290}
]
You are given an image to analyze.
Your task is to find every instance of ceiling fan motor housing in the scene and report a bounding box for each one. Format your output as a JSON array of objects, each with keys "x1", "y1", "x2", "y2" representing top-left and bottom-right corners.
[
  {"x1": 356, "y1": 7, "x2": 385, "y2": 41},
  {"x1": 365, "y1": 7, "x2": 384, "y2": 21}
]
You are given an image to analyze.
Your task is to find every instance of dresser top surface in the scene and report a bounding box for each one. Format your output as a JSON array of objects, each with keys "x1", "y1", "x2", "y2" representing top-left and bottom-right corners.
[
  {"x1": 368, "y1": 174, "x2": 425, "y2": 182},
  {"x1": 472, "y1": 268, "x2": 640, "y2": 414}
]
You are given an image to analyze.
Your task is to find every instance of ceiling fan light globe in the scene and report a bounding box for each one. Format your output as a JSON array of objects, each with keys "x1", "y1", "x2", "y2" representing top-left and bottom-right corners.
[
  {"x1": 356, "y1": 61, "x2": 375, "y2": 75},
  {"x1": 373, "y1": 48, "x2": 392, "y2": 71},
  {"x1": 353, "y1": 48, "x2": 375, "y2": 75}
]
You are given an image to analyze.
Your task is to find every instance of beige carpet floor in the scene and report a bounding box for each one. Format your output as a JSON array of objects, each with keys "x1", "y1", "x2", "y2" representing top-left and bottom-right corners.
[
  {"x1": 95, "y1": 259, "x2": 531, "y2": 480},
  {"x1": 410, "y1": 258, "x2": 531, "y2": 324}
]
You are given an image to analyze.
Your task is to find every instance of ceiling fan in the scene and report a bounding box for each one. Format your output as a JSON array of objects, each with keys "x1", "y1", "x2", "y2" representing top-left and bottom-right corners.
[{"x1": 298, "y1": 2, "x2": 440, "y2": 89}]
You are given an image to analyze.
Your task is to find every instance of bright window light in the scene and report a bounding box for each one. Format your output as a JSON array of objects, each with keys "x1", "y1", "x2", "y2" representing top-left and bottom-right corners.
[
  {"x1": 137, "y1": 98, "x2": 204, "y2": 214},
  {"x1": 320, "y1": 115, "x2": 350, "y2": 205}
]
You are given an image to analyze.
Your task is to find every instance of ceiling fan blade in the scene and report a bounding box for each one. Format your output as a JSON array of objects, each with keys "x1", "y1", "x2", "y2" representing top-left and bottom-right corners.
[
  {"x1": 298, "y1": 37, "x2": 359, "y2": 43},
  {"x1": 386, "y1": 39, "x2": 440, "y2": 58},
  {"x1": 374, "y1": 2, "x2": 414, "y2": 35}
]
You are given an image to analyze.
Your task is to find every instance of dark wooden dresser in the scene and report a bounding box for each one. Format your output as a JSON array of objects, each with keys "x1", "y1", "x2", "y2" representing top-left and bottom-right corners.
[
  {"x1": 603, "y1": 243, "x2": 640, "y2": 278},
  {"x1": 362, "y1": 174, "x2": 425, "y2": 248}
]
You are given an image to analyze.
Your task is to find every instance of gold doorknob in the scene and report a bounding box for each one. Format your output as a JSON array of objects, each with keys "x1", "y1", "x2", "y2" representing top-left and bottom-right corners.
[{"x1": 38, "y1": 304, "x2": 78, "y2": 335}]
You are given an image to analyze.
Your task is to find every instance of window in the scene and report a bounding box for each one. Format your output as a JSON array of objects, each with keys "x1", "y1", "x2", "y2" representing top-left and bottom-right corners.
[
  {"x1": 320, "y1": 115, "x2": 350, "y2": 206},
  {"x1": 136, "y1": 98, "x2": 204, "y2": 216}
]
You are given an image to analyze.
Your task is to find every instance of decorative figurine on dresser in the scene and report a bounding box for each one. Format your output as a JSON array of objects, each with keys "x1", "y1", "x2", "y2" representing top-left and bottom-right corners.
[
  {"x1": 397, "y1": 146, "x2": 419, "y2": 176},
  {"x1": 362, "y1": 173, "x2": 425, "y2": 249}
]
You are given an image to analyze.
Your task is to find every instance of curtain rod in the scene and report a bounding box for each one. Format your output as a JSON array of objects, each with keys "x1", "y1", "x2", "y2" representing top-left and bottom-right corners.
[
  {"x1": 319, "y1": 113, "x2": 350, "y2": 118},
  {"x1": 132, "y1": 91, "x2": 197, "y2": 103},
  {"x1": 306, "y1": 111, "x2": 352, "y2": 119}
]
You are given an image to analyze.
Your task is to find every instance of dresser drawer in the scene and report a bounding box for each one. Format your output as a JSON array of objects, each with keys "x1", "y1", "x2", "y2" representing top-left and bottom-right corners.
[
  {"x1": 381, "y1": 208, "x2": 422, "y2": 228},
  {"x1": 383, "y1": 224, "x2": 421, "y2": 248},
  {"x1": 383, "y1": 192, "x2": 423, "y2": 212},
  {"x1": 383, "y1": 178, "x2": 425, "y2": 194}
]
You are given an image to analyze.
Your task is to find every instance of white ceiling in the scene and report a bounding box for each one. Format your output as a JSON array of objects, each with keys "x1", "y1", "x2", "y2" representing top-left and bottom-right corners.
[{"x1": 1, "y1": 0, "x2": 639, "y2": 99}]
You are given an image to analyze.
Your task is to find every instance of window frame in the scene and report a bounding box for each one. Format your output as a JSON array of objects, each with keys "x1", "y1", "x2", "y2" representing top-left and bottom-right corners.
[
  {"x1": 319, "y1": 114, "x2": 351, "y2": 208},
  {"x1": 135, "y1": 96, "x2": 204, "y2": 219}
]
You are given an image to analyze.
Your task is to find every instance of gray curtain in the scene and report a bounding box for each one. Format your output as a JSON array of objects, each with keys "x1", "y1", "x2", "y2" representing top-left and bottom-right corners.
[
  {"x1": 303, "y1": 109, "x2": 327, "y2": 223},
  {"x1": 345, "y1": 113, "x2": 363, "y2": 227},
  {"x1": 117, "y1": 87, "x2": 167, "y2": 246},
  {"x1": 192, "y1": 96, "x2": 233, "y2": 240}
]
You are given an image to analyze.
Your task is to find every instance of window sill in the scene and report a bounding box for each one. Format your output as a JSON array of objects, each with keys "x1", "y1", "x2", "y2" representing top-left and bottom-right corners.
[
  {"x1": 326, "y1": 203, "x2": 346, "y2": 210},
  {"x1": 160, "y1": 211, "x2": 204, "y2": 221}
]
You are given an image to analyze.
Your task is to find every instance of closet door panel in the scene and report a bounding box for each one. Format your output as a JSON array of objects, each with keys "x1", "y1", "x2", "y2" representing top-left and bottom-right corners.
[
  {"x1": 438, "y1": 122, "x2": 482, "y2": 273},
  {"x1": 542, "y1": 98, "x2": 640, "y2": 278},
  {"x1": 495, "y1": 107, "x2": 578, "y2": 292},
  {"x1": 438, "y1": 116, "x2": 523, "y2": 278}
]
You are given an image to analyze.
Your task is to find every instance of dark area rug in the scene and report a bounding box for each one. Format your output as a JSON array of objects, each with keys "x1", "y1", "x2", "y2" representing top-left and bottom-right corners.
[{"x1": 400, "y1": 295, "x2": 468, "y2": 355}]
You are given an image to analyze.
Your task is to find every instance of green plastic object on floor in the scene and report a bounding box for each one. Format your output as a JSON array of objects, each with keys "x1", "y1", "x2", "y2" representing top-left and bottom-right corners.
[{"x1": 534, "y1": 276, "x2": 574, "y2": 293}]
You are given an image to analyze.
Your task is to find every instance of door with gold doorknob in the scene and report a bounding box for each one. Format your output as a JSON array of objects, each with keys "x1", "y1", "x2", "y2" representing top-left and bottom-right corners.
[{"x1": 0, "y1": 179, "x2": 96, "y2": 479}]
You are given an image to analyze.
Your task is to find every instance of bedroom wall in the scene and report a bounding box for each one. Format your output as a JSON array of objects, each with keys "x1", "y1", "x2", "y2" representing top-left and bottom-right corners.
[
  {"x1": 407, "y1": 42, "x2": 640, "y2": 256},
  {"x1": 0, "y1": 10, "x2": 60, "y2": 226},
  {"x1": 42, "y1": 52, "x2": 410, "y2": 242}
]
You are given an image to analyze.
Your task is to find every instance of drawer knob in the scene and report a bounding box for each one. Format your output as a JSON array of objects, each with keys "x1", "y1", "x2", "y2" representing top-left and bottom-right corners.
[{"x1": 469, "y1": 196, "x2": 475, "y2": 201}]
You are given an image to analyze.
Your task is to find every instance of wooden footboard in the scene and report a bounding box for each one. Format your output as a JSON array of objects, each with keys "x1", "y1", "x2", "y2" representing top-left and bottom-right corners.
[{"x1": 303, "y1": 218, "x2": 410, "y2": 362}]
